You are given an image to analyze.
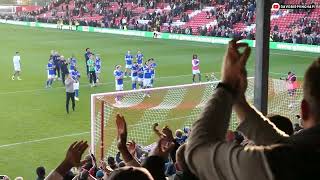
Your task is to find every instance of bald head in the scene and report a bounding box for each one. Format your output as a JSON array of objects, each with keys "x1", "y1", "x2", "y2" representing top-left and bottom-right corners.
[{"x1": 108, "y1": 167, "x2": 154, "y2": 180}]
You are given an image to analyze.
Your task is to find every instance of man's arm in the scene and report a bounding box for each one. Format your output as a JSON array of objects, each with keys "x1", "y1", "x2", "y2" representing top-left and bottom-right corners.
[
  {"x1": 116, "y1": 114, "x2": 141, "y2": 167},
  {"x1": 185, "y1": 87, "x2": 233, "y2": 171},
  {"x1": 45, "y1": 141, "x2": 88, "y2": 180},
  {"x1": 185, "y1": 88, "x2": 273, "y2": 180},
  {"x1": 234, "y1": 98, "x2": 289, "y2": 145},
  {"x1": 185, "y1": 39, "x2": 276, "y2": 180}
]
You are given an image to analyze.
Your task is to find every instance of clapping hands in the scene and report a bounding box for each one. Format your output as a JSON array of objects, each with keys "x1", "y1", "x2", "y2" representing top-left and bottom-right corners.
[{"x1": 221, "y1": 39, "x2": 251, "y2": 97}]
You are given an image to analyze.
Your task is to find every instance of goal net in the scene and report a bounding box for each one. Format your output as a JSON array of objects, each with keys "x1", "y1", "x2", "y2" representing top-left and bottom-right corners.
[{"x1": 91, "y1": 77, "x2": 303, "y2": 160}]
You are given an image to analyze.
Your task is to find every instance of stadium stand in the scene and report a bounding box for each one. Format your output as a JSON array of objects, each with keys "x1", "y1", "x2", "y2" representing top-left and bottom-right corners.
[{"x1": 1, "y1": 0, "x2": 319, "y2": 44}]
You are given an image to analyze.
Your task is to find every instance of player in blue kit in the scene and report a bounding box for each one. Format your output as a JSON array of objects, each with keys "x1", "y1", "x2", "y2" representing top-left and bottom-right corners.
[
  {"x1": 149, "y1": 58, "x2": 157, "y2": 87},
  {"x1": 71, "y1": 67, "x2": 81, "y2": 101},
  {"x1": 95, "y1": 54, "x2": 101, "y2": 83},
  {"x1": 69, "y1": 55, "x2": 77, "y2": 72},
  {"x1": 131, "y1": 61, "x2": 139, "y2": 90},
  {"x1": 137, "y1": 64, "x2": 144, "y2": 89},
  {"x1": 143, "y1": 61, "x2": 152, "y2": 97},
  {"x1": 124, "y1": 50, "x2": 133, "y2": 78},
  {"x1": 136, "y1": 50, "x2": 144, "y2": 65},
  {"x1": 46, "y1": 59, "x2": 55, "y2": 88},
  {"x1": 114, "y1": 65, "x2": 124, "y2": 103}
]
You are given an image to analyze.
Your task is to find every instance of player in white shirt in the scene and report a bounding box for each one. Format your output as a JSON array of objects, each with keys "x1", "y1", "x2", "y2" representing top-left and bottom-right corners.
[
  {"x1": 192, "y1": 54, "x2": 201, "y2": 83},
  {"x1": 12, "y1": 52, "x2": 22, "y2": 80}
]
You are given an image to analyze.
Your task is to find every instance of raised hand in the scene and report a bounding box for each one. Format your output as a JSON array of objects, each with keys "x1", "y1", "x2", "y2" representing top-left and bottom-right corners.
[
  {"x1": 162, "y1": 126, "x2": 174, "y2": 142},
  {"x1": 55, "y1": 140, "x2": 89, "y2": 177},
  {"x1": 153, "y1": 123, "x2": 165, "y2": 138},
  {"x1": 115, "y1": 114, "x2": 141, "y2": 167},
  {"x1": 65, "y1": 141, "x2": 89, "y2": 167},
  {"x1": 221, "y1": 39, "x2": 251, "y2": 95},
  {"x1": 150, "y1": 138, "x2": 175, "y2": 159},
  {"x1": 127, "y1": 140, "x2": 137, "y2": 156},
  {"x1": 116, "y1": 114, "x2": 127, "y2": 150}
]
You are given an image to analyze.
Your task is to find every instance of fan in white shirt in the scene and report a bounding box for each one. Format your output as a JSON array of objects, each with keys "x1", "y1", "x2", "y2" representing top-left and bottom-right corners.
[{"x1": 12, "y1": 52, "x2": 22, "y2": 80}]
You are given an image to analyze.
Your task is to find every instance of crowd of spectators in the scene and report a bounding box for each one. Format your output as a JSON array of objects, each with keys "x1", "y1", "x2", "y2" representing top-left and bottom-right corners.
[
  {"x1": 271, "y1": 17, "x2": 320, "y2": 45},
  {"x1": 1, "y1": 0, "x2": 320, "y2": 45}
]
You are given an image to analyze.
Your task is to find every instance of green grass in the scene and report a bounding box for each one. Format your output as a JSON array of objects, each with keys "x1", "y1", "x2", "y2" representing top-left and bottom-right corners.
[{"x1": 0, "y1": 23, "x2": 318, "y2": 179}]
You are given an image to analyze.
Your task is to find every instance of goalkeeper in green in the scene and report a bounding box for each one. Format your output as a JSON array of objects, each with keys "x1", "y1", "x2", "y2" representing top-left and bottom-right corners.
[{"x1": 87, "y1": 55, "x2": 97, "y2": 87}]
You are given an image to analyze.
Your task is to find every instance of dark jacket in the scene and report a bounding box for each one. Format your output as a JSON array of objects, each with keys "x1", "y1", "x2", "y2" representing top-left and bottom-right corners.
[
  {"x1": 60, "y1": 62, "x2": 69, "y2": 74},
  {"x1": 142, "y1": 156, "x2": 166, "y2": 180}
]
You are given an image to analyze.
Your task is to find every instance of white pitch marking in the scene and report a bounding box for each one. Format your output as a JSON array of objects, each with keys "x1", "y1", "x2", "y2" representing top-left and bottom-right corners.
[{"x1": 0, "y1": 132, "x2": 90, "y2": 148}]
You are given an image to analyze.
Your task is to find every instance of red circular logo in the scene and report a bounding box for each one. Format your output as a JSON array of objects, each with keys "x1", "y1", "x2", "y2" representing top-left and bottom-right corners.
[{"x1": 272, "y1": 3, "x2": 280, "y2": 10}]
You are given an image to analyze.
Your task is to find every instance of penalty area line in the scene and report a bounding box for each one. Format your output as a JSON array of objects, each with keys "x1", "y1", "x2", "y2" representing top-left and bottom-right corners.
[{"x1": 0, "y1": 131, "x2": 90, "y2": 148}]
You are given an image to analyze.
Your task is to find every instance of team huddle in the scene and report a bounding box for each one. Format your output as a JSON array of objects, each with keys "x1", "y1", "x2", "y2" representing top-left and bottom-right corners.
[
  {"x1": 11, "y1": 50, "x2": 203, "y2": 103},
  {"x1": 45, "y1": 48, "x2": 160, "y2": 101},
  {"x1": 46, "y1": 51, "x2": 83, "y2": 100},
  {"x1": 117, "y1": 50, "x2": 157, "y2": 89}
]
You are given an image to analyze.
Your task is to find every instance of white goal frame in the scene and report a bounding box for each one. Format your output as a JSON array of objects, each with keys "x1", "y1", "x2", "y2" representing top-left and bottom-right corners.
[
  {"x1": 89, "y1": 76, "x2": 302, "y2": 160},
  {"x1": 90, "y1": 81, "x2": 217, "y2": 156}
]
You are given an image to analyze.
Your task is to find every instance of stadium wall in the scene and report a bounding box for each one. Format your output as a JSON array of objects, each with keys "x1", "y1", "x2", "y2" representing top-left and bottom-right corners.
[{"x1": 1, "y1": 19, "x2": 320, "y2": 53}]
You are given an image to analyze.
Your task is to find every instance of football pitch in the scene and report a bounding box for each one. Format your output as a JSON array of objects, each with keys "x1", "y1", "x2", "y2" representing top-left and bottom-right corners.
[{"x1": 0, "y1": 23, "x2": 318, "y2": 178}]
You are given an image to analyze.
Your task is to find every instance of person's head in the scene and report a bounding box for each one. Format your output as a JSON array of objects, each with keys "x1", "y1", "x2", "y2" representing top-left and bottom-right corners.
[
  {"x1": 193, "y1": 54, "x2": 197, "y2": 59},
  {"x1": 267, "y1": 114, "x2": 294, "y2": 136},
  {"x1": 175, "y1": 129, "x2": 183, "y2": 138},
  {"x1": 133, "y1": 61, "x2": 137, "y2": 65},
  {"x1": 60, "y1": 55, "x2": 65, "y2": 60},
  {"x1": 96, "y1": 170, "x2": 104, "y2": 179},
  {"x1": 175, "y1": 143, "x2": 187, "y2": 172},
  {"x1": 127, "y1": 50, "x2": 131, "y2": 55},
  {"x1": 108, "y1": 167, "x2": 154, "y2": 180},
  {"x1": 288, "y1": 71, "x2": 292, "y2": 75},
  {"x1": 115, "y1": 65, "x2": 121, "y2": 70},
  {"x1": 82, "y1": 154, "x2": 93, "y2": 170},
  {"x1": 137, "y1": 50, "x2": 141, "y2": 54},
  {"x1": 14, "y1": 177, "x2": 23, "y2": 180},
  {"x1": 36, "y1": 166, "x2": 46, "y2": 178},
  {"x1": 107, "y1": 156, "x2": 116, "y2": 167},
  {"x1": 301, "y1": 58, "x2": 320, "y2": 129},
  {"x1": 86, "y1": 48, "x2": 90, "y2": 52},
  {"x1": 183, "y1": 126, "x2": 190, "y2": 134},
  {"x1": 65, "y1": 73, "x2": 70, "y2": 79},
  {"x1": 51, "y1": 50, "x2": 54, "y2": 55}
]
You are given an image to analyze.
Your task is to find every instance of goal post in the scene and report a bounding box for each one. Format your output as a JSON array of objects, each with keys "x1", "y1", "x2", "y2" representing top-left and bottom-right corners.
[{"x1": 91, "y1": 77, "x2": 303, "y2": 160}]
